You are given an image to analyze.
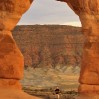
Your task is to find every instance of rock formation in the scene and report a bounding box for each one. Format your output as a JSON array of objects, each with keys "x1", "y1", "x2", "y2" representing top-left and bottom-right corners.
[
  {"x1": 13, "y1": 25, "x2": 83, "y2": 68},
  {"x1": 1, "y1": 0, "x2": 99, "y2": 98},
  {"x1": 57, "y1": 0, "x2": 99, "y2": 94},
  {"x1": 0, "y1": 0, "x2": 33, "y2": 89},
  {"x1": 0, "y1": 0, "x2": 41, "y2": 99}
]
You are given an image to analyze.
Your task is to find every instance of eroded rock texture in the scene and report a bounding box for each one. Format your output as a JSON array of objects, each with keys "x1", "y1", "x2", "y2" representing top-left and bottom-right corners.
[
  {"x1": 13, "y1": 25, "x2": 83, "y2": 68},
  {"x1": 1, "y1": 0, "x2": 99, "y2": 97},
  {"x1": 0, "y1": 0, "x2": 33, "y2": 89},
  {"x1": 58, "y1": 0, "x2": 99, "y2": 93}
]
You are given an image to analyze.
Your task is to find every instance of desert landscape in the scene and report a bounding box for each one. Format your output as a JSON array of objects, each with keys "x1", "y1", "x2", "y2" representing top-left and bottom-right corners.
[
  {"x1": 1, "y1": 0, "x2": 99, "y2": 99},
  {"x1": 12, "y1": 25, "x2": 83, "y2": 98},
  {"x1": 12, "y1": 25, "x2": 83, "y2": 68}
]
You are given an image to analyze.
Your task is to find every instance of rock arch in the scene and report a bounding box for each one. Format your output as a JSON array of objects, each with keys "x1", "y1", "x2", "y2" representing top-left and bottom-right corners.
[
  {"x1": 61, "y1": 0, "x2": 99, "y2": 93},
  {"x1": 0, "y1": 0, "x2": 99, "y2": 97}
]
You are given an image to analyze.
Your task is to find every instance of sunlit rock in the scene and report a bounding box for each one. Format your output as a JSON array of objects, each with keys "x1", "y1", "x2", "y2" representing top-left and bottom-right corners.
[
  {"x1": 0, "y1": 0, "x2": 41, "y2": 99},
  {"x1": 57, "y1": 0, "x2": 99, "y2": 93}
]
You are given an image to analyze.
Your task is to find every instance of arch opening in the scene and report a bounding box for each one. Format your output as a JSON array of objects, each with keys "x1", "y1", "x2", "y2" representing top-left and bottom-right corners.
[
  {"x1": 13, "y1": 0, "x2": 82, "y2": 94},
  {"x1": 18, "y1": 0, "x2": 81, "y2": 27},
  {"x1": 0, "y1": 0, "x2": 99, "y2": 98}
]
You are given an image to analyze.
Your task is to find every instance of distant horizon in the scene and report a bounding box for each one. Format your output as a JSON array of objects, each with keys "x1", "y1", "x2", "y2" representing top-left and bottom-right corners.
[
  {"x1": 18, "y1": 0, "x2": 81, "y2": 27},
  {"x1": 17, "y1": 23, "x2": 81, "y2": 27}
]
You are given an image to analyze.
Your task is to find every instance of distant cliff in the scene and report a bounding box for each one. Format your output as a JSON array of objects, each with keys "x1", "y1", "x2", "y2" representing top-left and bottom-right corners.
[{"x1": 12, "y1": 25, "x2": 84, "y2": 68}]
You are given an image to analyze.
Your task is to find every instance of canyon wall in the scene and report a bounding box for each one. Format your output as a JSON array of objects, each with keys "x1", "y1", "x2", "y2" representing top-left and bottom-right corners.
[{"x1": 13, "y1": 25, "x2": 84, "y2": 68}]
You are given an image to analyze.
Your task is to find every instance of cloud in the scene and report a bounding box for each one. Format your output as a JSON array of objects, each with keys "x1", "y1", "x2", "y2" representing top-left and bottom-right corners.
[{"x1": 18, "y1": 0, "x2": 81, "y2": 26}]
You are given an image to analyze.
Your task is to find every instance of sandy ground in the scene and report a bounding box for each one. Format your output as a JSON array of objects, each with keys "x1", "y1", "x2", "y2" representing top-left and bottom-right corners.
[
  {"x1": 1, "y1": 88, "x2": 99, "y2": 99},
  {"x1": 0, "y1": 88, "x2": 42, "y2": 99}
]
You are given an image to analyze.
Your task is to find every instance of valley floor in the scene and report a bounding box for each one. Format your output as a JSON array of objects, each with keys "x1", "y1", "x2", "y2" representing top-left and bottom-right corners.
[{"x1": 21, "y1": 66, "x2": 80, "y2": 98}]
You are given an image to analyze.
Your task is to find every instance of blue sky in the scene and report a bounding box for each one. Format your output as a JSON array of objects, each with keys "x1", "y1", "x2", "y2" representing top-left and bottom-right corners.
[{"x1": 18, "y1": 0, "x2": 81, "y2": 26}]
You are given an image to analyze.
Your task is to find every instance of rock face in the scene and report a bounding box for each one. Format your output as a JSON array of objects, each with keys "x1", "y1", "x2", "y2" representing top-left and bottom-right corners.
[
  {"x1": 0, "y1": 0, "x2": 41, "y2": 99},
  {"x1": 13, "y1": 25, "x2": 83, "y2": 68},
  {"x1": 0, "y1": 88, "x2": 41, "y2": 99},
  {"x1": 1, "y1": 0, "x2": 99, "y2": 97},
  {"x1": 58, "y1": 0, "x2": 99, "y2": 93},
  {"x1": 0, "y1": 0, "x2": 33, "y2": 95}
]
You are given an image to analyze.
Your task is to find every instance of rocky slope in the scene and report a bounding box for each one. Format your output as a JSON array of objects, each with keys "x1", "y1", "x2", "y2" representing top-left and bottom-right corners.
[
  {"x1": 0, "y1": 0, "x2": 41, "y2": 99},
  {"x1": 12, "y1": 25, "x2": 83, "y2": 91},
  {"x1": 12, "y1": 25, "x2": 84, "y2": 68}
]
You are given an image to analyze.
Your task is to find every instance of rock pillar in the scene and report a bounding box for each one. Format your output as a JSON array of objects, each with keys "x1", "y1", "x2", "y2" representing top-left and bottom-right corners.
[
  {"x1": 0, "y1": 0, "x2": 33, "y2": 89},
  {"x1": 79, "y1": 14, "x2": 99, "y2": 93},
  {"x1": 57, "y1": 0, "x2": 99, "y2": 93}
]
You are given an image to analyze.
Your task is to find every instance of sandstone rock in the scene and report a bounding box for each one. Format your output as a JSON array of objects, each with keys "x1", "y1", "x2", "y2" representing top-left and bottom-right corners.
[
  {"x1": 79, "y1": 84, "x2": 99, "y2": 93},
  {"x1": 0, "y1": 33, "x2": 24, "y2": 79},
  {"x1": 13, "y1": 25, "x2": 83, "y2": 68},
  {"x1": 0, "y1": 0, "x2": 33, "y2": 31},
  {"x1": 0, "y1": 0, "x2": 33, "y2": 90},
  {"x1": 0, "y1": 88, "x2": 41, "y2": 99},
  {"x1": 0, "y1": 0, "x2": 41, "y2": 99},
  {"x1": 0, "y1": 79, "x2": 21, "y2": 89},
  {"x1": 58, "y1": 0, "x2": 99, "y2": 93},
  {"x1": 0, "y1": 0, "x2": 99, "y2": 97},
  {"x1": 76, "y1": 94, "x2": 99, "y2": 99}
]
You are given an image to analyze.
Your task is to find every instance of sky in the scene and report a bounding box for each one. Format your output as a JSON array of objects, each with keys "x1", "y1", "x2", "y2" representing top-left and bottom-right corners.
[{"x1": 18, "y1": 0, "x2": 81, "y2": 27}]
